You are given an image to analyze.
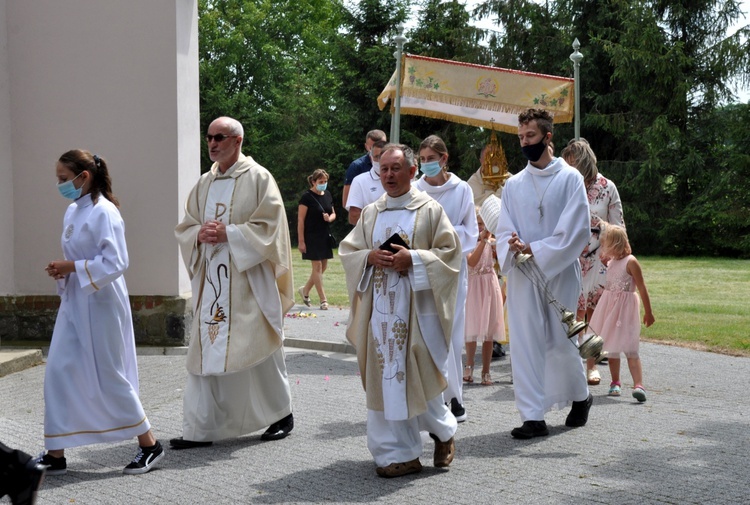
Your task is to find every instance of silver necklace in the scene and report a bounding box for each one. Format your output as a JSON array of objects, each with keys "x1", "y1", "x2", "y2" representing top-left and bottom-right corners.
[{"x1": 530, "y1": 170, "x2": 561, "y2": 223}]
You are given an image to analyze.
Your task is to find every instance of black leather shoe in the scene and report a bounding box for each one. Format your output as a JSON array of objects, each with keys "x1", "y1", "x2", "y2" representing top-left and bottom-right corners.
[
  {"x1": 511, "y1": 420, "x2": 549, "y2": 439},
  {"x1": 10, "y1": 459, "x2": 46, "y2": 505},
  {"x1": 261, "y1": 413, "x2": 294, "y2": 441},
  {"x1": 169, "y1": 437, "x2": 213, "y2": 450},
  {"x1": 565, "y1": 393, "x2": 593, "y2": 427}
]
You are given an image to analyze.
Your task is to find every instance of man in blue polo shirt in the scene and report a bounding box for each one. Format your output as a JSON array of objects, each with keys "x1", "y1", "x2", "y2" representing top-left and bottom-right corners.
[{"x1": 342, "y1": 129, "x2": 387, "y2": 210}]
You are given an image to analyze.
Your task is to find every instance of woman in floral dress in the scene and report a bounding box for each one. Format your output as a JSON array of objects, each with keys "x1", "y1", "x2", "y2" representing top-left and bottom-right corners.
[{"x1": 561, "y1": 139, "x2": 625, "y2": 385}]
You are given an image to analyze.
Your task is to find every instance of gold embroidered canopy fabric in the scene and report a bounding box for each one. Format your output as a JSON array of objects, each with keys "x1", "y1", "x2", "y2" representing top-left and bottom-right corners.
[{"x1": 378, "y1": 54, "x2": 574, "y2": 133}]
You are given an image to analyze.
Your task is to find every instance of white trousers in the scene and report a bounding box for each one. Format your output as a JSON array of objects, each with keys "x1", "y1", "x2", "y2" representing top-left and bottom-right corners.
[{"x1": 367, "y1": 395, "x2": 457, "y2": 467}]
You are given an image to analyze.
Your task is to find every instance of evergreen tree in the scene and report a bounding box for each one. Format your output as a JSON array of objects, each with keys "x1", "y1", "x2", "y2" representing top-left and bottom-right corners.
[
  {"x1": 475, "y1": 0, "x2": 750, "y2": 255},
  {"x1": 402, "y1": 0, "x2": 494, "y2": 177}
]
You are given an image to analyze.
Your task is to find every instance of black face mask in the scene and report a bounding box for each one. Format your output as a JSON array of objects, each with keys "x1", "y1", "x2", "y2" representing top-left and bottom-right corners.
[{"x1": 521, "y1": 138, "x2": 548, "y2": 162}]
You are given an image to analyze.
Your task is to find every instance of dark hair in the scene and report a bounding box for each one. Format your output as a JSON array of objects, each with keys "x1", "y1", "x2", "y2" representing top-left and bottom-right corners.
[
  {"x1": 58, "y1": 149, "x2": 119, "y2": 207},
  {"x1": 307, "y1": 168, "x2": 329, "y2": 187},
  {"x1": 518, "y1": 108, "x2": 554, "y2": 136},
  {"x1": 371, "y1": 140, "x2": 387, "y2": 151}
]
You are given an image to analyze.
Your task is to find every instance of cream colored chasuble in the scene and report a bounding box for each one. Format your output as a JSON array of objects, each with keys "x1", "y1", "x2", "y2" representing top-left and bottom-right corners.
[
  {"x1": 366, "y1": 208, "x2": 416, "y2": 421},
  {"x1": 199, "y1": 177, "x2": 235, "y2": 374}
]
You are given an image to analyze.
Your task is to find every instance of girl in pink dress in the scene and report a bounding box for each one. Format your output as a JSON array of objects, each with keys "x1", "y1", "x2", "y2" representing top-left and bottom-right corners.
[
  {"x1": 464, "y1": 209, "x2": 506, "y2": 386},
  {"x1": 588, "y1": 223, "x2": 655, "y2": 402}
]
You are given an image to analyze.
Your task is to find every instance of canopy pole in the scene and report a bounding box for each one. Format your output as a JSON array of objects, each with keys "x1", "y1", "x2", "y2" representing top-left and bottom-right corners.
[
  {"x1": 569, "y1": 38, "x2": 584, "y2": 140},
  {"x1": 390, "y1": 26, "x2": 407, "y2": 144}
]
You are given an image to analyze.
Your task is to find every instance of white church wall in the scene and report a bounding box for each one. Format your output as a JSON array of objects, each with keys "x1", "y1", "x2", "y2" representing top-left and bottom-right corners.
[
  {"x1": 1, "y1": 0, "x2": 198, "y2": 344},
  {"x1": 7, "y1": 0, "x2": 199, "y2": 297}
]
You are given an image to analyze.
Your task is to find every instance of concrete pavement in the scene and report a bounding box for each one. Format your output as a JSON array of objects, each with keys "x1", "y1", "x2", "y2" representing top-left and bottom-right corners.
[{"x1": 1, "y1": 302, "x2": 749, "y2": 504}]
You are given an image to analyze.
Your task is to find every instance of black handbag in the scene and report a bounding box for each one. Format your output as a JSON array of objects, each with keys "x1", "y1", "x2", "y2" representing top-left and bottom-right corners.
[
  {"x1": 327, "y1": 233, "x2": 338, "y2": 249},
  {"x1": 312, "y1": 193, "x2": 337, "y2": 249}
]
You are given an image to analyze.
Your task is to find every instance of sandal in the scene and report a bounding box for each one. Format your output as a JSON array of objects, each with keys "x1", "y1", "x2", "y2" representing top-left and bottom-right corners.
[
  {"x1": 481, "y1": 372, "x2": 492, "y2": 386},
  {"x1": 632, "y1": 385, "x2": 647, "y2": 403},
  {"x1": 320, "y1": 300, "x2": 329, "y2": 310},
  {"x1": 587, "y1": 368, "x2": 601, "y2": 385},
  {"x1": 298, "y1": 287, "x2": 311, "y2": 307},
  {"x1": 463, "y1": 366, "x2": 474, "y2": 383},
  {"x1": 608, "y1": 381, "x2": 621, "y2": 396}
]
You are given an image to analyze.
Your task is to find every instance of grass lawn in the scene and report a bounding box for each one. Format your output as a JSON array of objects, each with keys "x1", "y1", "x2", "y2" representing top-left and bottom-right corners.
[
  {"x1": 292, "y1": 248, "x2": 349, "y2": 307},
  {"x1": 293, "y1": 250, "x2": 750, "y2": 356},
  {"x1": 638, "y1": 257, "x2": 750, "y2": 356}
]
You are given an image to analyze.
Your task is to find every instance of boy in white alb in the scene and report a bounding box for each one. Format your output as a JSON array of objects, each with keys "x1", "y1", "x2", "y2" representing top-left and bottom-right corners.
[{"x1": 495, "y1": 109, "x2": 593, "y2": 439}]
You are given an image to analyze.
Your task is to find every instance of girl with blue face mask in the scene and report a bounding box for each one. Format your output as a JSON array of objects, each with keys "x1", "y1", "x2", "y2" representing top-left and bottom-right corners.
[
  {"x1": 56, "y1": 170, "x2": 86, "y2": 200},
  {"x1": 42, "y1": 150, "x2": 164, "y2": 477},
  {"x1": 297, "y1": 168, "x2": 336, "y2": 310},
  {"x1": 414, "y1": 134, "x2": 479, "y2": 424},
  {"x1": 418, "y1": 144, "x2": 448, "y2": 182}
]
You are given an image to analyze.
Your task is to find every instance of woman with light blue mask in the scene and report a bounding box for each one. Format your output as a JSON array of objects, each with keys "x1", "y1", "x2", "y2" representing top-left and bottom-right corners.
[
  {"x1": 40, "y1": 150, "x2": 164, "y2": 477},
  {"x1": 297, "y1": 168, "x2": 336, "y2": 310},
  {"x1": 414, "y1": 135, "x2": 479, "y2": 424}
]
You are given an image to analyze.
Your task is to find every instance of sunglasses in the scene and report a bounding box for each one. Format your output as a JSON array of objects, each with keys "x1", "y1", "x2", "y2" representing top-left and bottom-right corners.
[{"x1": 205, "y1": 134, "x2": 237, "y2": 142}]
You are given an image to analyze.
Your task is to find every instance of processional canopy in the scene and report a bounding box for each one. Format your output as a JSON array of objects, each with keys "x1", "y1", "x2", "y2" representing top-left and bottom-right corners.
[{"x1": 378, "y1": 54, "x2": 575, "y2": 134}]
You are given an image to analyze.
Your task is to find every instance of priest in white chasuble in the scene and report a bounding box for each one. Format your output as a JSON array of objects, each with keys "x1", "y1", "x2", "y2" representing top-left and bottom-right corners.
[
  {"x1": 173, "y1": 116, "x2": 295, "y2": 449},
  {"x1": 339, "y1": 144, "x2": 462, "y2": 478}
]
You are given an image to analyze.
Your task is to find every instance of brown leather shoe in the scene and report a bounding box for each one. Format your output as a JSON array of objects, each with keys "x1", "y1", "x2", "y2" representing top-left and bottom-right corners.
[
  {"x1": 430, "y1": 434, "x2": 455, "y2": 467},
  {"x1": 375, "y1": 458, "x2": 422, "y2": 478}
]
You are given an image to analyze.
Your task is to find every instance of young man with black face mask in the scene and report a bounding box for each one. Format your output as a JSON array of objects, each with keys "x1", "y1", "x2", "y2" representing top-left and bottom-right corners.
[{"x1": 493, "y1": 109, "x2": 593, "y2": 439}]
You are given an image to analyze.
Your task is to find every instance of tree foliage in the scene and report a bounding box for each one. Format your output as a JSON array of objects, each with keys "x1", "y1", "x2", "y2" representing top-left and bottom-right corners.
[
  {"x1": 399, "y1": 0, "x2": 496, "y2": 179},
  {"x1": 476, "y1": 0, "x2": 750, "y2": 256},
  {"x1": 197, "y1": 0, "x2": 750, "y2": 256}
]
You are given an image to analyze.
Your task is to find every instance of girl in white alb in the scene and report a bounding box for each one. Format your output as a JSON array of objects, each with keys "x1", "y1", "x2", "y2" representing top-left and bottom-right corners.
[
  {"x1": 414, "y1": 135, "x2": 478, "y2": 422},
  {"x1": 39, "y1": 150, "x2": 164, "y2": 476}
]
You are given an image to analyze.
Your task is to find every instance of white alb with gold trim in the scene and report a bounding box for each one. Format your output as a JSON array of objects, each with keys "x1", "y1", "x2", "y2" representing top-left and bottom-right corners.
[{"x1": 45, "y1": 193, "x2": 149, "y2": 450}]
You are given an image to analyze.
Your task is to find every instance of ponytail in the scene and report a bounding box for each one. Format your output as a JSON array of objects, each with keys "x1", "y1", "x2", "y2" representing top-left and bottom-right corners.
[{"x1": 58, "y1": 150, "x2": 120, "y2": 207}]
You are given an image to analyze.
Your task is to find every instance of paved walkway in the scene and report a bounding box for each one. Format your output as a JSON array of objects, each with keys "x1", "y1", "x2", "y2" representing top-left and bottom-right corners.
[{"x1": 1, "y1": 303, "x2": 749, "y2": 504}]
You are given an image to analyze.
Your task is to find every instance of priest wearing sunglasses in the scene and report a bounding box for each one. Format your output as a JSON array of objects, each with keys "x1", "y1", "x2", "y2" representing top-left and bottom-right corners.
[{"x1": 173, "y1": 116, "x2": 296, "y2": 449}]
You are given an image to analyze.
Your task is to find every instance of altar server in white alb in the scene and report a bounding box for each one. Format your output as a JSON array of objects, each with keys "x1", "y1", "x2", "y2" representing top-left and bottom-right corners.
[
  {"x1": 172, "y1": 116, "x2": 295, "y2": 450},
  {"x1": 413, "y1": 135, "x2": 478, "y2": 423},
  {"x1": 494, "y1": 109, "x2": 593, "y2": 439},
  {"x1": 340, "y1": 144, "x2": 462, "y2": 478},
  {"x1": 40, "y1": 150, "x2": 164, "y2": 475}
]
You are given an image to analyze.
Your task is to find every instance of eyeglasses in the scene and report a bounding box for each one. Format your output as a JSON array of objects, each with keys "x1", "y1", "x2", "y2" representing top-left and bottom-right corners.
[{"x1": 205, "y1": 134, "x2": 237, "y2": 143}]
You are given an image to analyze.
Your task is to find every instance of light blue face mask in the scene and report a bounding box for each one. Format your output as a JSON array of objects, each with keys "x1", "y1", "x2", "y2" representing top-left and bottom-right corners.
[
  {"x1": 57, "y1": 172, "x2": 83, "y2": 200},
  {"x1": 316, "y1": 182, "x2": 328, "y2": 192},
  {"x1": 419, "y1": 160, "x2": 443, "y2": 177}
]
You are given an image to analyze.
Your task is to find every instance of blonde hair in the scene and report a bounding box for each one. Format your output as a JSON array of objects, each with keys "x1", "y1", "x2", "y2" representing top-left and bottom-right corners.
[
  {"x1": 600, "y1": 221, "x2": 631, "y2": 258},
  {"x1": 561, "y1": 139, "x2": 598, "y2": 186}
]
